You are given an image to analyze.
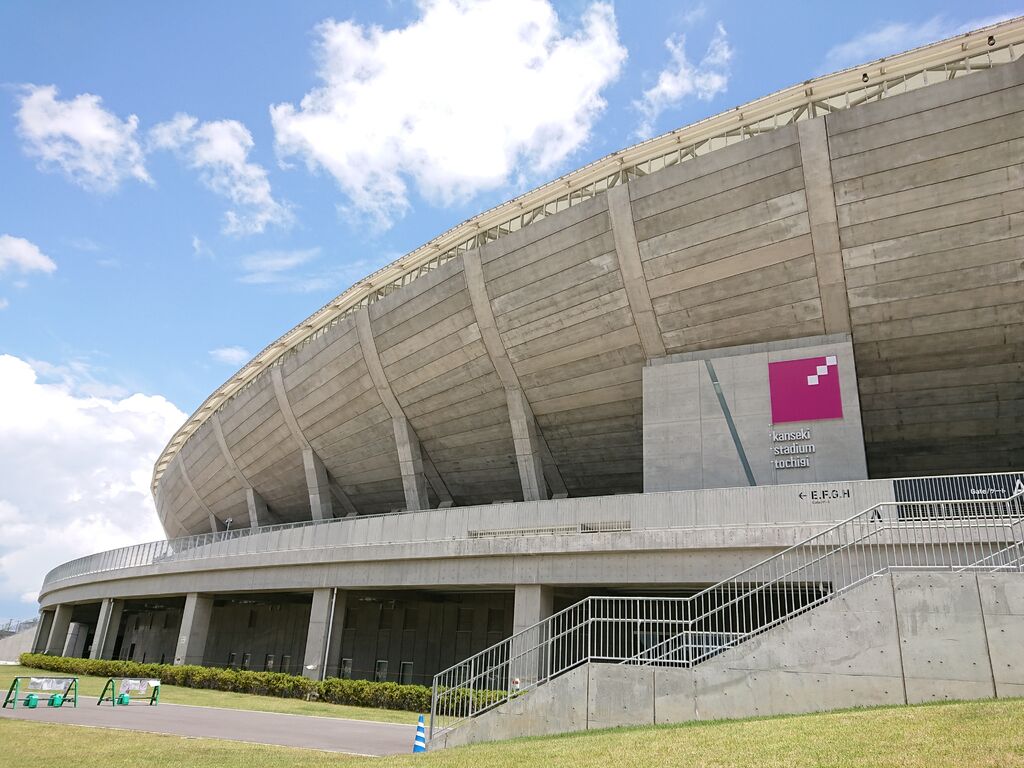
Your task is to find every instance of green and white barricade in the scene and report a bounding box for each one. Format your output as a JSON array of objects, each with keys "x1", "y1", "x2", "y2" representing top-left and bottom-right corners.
[
  {"x1": 2, "y1": 676, "x2": 79, "y2": 709},
  {"x1": 98, "y1": 677, "x2": 161, "y2": 706}
]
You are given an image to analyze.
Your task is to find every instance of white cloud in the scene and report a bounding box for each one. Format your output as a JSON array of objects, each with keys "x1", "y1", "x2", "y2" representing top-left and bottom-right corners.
[
  {"x1": 150, "y1": 114, "x2": 293, "y2": 235},
  {"x1": 209, "y1": 346, "x2": 252, "y2": 366},
  {"x1": 271, "y1": 0, "x2": 626, "y2": 229},
  {"x1": 236, "y1": 246, "x2": 321, "y2": 288},
  {"x1": 822, "y1": 12, "x2": 1023, "y2": 72},
  {"x1": 0, "y1": 355, "x2": 185, "y2": 610},
  {"x1": 15, "y1": 84, "x2": 151, "y2": 192},
  {"x1": 0, "y1": 298, "x2": 8, "y2": 310},
  {"x1": 27, "y1": 358, "x2": 130, "y2": 406},
  {"x1": 66, "y1": 236, "x2": 101, "y2": 252},
  {"x1": 634, "y1": 23, "x2": 733, "y2": 139},
  {"x1": 0, "y1": 235, "x2": 57, "y2": 275},
  {"x1": 191, "y1": 235, "x2": 214, "y2": 259}
]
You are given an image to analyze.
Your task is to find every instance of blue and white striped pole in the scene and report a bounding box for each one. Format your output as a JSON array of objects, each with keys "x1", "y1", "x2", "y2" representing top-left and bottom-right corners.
[{"x1": 413, "y1": 713, "x2": 427, "y2": 753}]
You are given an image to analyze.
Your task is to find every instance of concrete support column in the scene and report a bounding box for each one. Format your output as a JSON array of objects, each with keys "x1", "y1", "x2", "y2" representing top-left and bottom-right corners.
[
  {"x1": 44, "y1": 604, "x2": 73, "y2": 655},
  {"x1": 245, "y1": 488, "x2": 269, "y2": 529},
  {"x1": 272, "y1": 365, "x2": 358, "y2": 519},
  {"x1": 607, "y1": 184, "x2": 667, "y2": 360},
  {"x1": 303, "y1": 448, "x2": 334, "y2": 521},
  {"x1": 463, "y1": 249, "x2": 568, "y2": 499},
  {"x1": 89, "y1": 598, "x2": 124, "y2": 660},
  {"x1": 393, "y1": 416, "x2": 430, "y2": 511},
  {"x1": 31, "y1": 610, "x2": 53, "y2": 654},
  {"x1": 506, "y1": 388, "x2": 548, "y2": 501},
  {"x1": 174, "y1": 593, "x2": 213, "y2": 666},
  {"x1": 511, "y1": 585, "x2": 554, "y2": 687},
  {"x1": 797, "y1": 117, "x2": 852, "y2": 334},
  {"x1": 357, "y1": 307, "x2": 444, "y2": 511},
  {"x1": 302, "y1": 588, "x2": 348, "y2": 680}
]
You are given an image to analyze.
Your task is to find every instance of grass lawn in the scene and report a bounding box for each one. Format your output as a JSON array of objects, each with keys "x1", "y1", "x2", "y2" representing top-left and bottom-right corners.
[
  {"x1": 0, "y1": 664, "x2": 419, "y2": 725},
  {"x1": 3, "y1": 697, "x2": 1024, "y2": 767}
]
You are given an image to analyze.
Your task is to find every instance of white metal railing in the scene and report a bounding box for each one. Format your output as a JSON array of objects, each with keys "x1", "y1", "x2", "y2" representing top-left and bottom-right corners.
[
  {"x1": 41, "y1": 472, "x2": 1022, "y2": 591},
  {"x1": 150, "y1": 19, "x2": 1024, "y2": 494},
  {"x1": 428, "y1": 489, "x2": 1024, "y2": 739}
]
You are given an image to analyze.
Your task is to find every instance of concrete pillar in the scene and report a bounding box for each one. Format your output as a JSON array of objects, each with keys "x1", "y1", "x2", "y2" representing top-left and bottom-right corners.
[
  {"x1": 90, "y1": 598, "x2": 123, "y2": 660},
  {"x1": 63, "y1": 622, "x2": 89, "y2": 658},
  {"x1": 245, "y1": 487, "x2": 269, "y2": 529},
  {"x1": 31, "y1": 610, "x2": 52, "y2": 654},
  {"x1": 303, "y1": 449, "x2": 334, "y2": 521},
  {"x1": 462, "y1": 248, "x2": 568, "y2": 499},
  {"x1": 506, "y1": 388, "x2": 548, "y2": 501},
  {"x1": 174, "y1": 593, "x2": 213, "y2": 666},
  {"x1": 607, "y1": 184, "x2": 667, "y2": 360},
  {"x1": 513, "y1": 585, "x2": 554, "y2": 634},
  {"x1": 392, "y1": 416, "x2": 430, "y2": 511},
  {"x1": 177, "y1": 454, "x2": 218, "y2": 535},
  {"x1": 797, "y1": 117, "x2": 852, "y2": 334},
  {"x1": 511, "y1": 585, "x2": 554, "y2": 687},
  {"x1": 272, "y1": 365, "x2": 358, "y2": 519},
  {"x1": 302, "y1": 588, "x2": 347, "y2": 680},
  {"x1": 44, "y1": 604, "x2": 73, "y2": 655}
]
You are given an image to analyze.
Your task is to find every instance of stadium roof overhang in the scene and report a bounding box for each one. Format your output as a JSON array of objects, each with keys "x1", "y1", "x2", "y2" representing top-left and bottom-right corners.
[{"x1": 152, "y1": 16, "x2": 1024, "y2": 496}]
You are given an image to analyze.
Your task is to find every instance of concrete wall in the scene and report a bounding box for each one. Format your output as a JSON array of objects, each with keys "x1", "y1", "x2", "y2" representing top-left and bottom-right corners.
[
  {"x1": 339, "y1": 593, "x2": 514, "y2": 686},
  {"x1": 644, "y1": 334, "x2": 868, "y2": 491},
  {"x1": 0, "y1": 627, "x2": 37, "y2": 662},
  {"x1": 437, "y1": 570, "x2": 1024, "y2": 748},
  {"x1": 117, "y1": 606, "x2": 181, "y2": 665},
  {"x1": 203, "y1": 597, "x2": 311, "y2": 676},
  {"x1": 154, "y1": 53, "x2": 1024, "y2": 537}
]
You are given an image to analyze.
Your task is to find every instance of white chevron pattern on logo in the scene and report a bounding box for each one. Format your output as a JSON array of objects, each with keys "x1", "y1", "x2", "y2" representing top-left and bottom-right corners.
[{"x1": 806, "y1": 355, "x2": 838, "y2": 386}]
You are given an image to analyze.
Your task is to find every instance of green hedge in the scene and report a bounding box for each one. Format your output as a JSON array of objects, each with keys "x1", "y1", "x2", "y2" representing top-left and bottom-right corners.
[
  {"x1": 19, "y1": 653, "x2": 431, "y2": 712},
  {"x1": 19, "y1": 653, "x2": 509, "y2": 715}
]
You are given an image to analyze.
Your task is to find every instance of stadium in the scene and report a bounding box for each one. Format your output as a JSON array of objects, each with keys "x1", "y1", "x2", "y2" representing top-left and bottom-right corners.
[{"x1": 28, "y1": 17, "x2": 1024, "y2": 747}]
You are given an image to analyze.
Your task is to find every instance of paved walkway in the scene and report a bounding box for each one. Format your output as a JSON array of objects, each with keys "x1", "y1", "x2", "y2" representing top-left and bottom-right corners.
[{"x1": 0, "y1": 697, "x2": 417, "y2": 756}]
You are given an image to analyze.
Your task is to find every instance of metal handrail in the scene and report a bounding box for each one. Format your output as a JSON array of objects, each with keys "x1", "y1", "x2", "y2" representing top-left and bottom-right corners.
[
  {"x1": 428, "y1": 490, "x2": 1024, "y2": 739},
  {"x1": 42, "y1": 472, "x2": 1024, "y2": 590}
]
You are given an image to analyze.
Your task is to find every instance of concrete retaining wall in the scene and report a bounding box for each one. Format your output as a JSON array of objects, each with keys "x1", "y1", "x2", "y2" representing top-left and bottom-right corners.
[
  {"x1": 434, "y1": 570, "x2": 1024, "y2": 748},
  {"x1": 0, "y1": 627, "x2": 37, "y2": 662}
]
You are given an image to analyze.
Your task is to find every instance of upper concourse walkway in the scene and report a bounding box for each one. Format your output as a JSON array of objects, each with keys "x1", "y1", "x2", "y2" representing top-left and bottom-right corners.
[{"x1": 39, "y1": 473, "x2": 1022, "y2": 609}]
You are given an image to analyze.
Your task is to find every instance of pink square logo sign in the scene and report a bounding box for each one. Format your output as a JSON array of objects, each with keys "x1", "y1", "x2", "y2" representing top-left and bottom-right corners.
[{"x1": 768, "y1": 355, "x2": 843, "y2": 424}]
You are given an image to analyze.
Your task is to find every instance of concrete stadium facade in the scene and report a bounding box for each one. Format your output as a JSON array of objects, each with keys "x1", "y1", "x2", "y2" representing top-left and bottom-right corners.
[{"x1": 29, "y1": 19, "x2": 1024, "y2": 724}]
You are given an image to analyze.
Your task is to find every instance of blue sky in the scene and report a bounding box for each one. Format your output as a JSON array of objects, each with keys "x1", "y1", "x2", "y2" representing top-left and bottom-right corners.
[{"x1": 0, "y1": 0, "x2": 1020, "y2": 619}]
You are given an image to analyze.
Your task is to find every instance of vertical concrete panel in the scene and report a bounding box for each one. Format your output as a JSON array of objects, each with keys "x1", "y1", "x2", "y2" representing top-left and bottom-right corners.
[
  {"x1": 977, "y1": 573, "x2": 1024, "y2": 698},
  {"x1": 893, "y1": 571, "x2": 996, "y2": 703},
  {"x1": 587, "y1": 664, "x2": 655, "y2": 729}
]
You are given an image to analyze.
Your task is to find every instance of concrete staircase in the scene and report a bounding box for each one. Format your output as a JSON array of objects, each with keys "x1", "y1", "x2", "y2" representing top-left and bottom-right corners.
[
  {"x1": 432, "y1": 568, "x2": 1024, "y2": 748},
  {"x1": 429, "y1": 488, "x2": 1024, "y2": 748}
]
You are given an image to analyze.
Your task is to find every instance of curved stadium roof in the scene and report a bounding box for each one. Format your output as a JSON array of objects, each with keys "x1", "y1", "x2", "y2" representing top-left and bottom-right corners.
[{"x1": 152, "y1": 18, "x2": 1024, "y2": 536}]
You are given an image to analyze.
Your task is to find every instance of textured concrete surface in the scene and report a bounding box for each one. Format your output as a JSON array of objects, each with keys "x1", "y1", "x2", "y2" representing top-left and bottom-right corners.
[
  {"x1": 644, "y1": 335, "x2": 868, "y2": 490},
  {"x1": 0, "y1": 699, "x2": 417, "y2": 756},
  {"x1": 0, "y1": 627, "x2": 35, "y2": 662}
]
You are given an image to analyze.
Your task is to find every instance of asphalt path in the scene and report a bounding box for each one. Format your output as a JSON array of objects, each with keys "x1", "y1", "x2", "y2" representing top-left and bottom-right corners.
[{"x1": 0, "y1": 697, "x2": 418, "y2": 756}]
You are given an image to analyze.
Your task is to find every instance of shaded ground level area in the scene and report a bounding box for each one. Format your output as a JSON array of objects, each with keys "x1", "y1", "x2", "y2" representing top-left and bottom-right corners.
[
  {"x1": 3, "y1": 697, "x2": 1024, "y2": 767},
  {"x1": 0, "y1": 697, "x2": 416, "y2": 756}
]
